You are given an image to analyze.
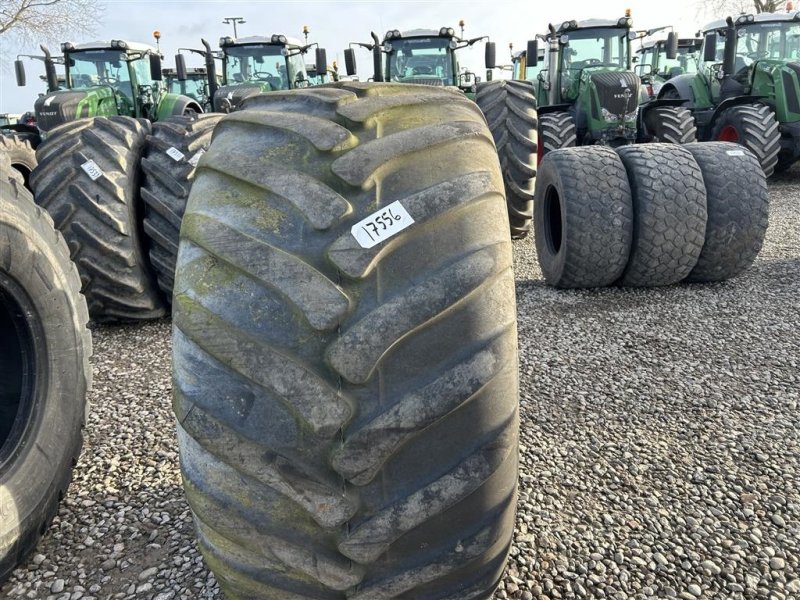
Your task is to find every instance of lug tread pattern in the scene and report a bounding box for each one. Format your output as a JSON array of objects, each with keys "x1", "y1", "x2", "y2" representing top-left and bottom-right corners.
[{"x1": 710, "y1": 104, "x2": 780, "y2": 177}]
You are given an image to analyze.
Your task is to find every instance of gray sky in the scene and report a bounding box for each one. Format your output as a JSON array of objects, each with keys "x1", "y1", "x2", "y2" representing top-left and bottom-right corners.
[{"x1": 1, "y1": 0, "x2": 714, "y2": 114}]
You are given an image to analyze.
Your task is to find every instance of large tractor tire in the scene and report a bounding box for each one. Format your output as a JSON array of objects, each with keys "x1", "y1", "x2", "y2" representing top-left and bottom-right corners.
[
  {"x1": 710, "y1": 104, "x2": 780, "y2": 177},
  {"x1": 616, "y1": 144, "x2": 707, "y2": 287},
  {"x1": 0, "y1": 133, "x2": 37, "y2": 192},
  {"x1": 644, "y1": 106, "x2": 697, "y2": 144},
  {"x1": 173, "y1": 83, "x2": 519, "y2": 600},
  {"x1": 31, "y1": 116, "x2": 166, "y2": 321},
  {"x1": 534, "y1": 146, "x2": 633, "y2": 288},
  {"x1": 538, "y1": 111, "x2": 577, "y2": 159},
  {"x1": 140, "y1": 114, "x2": 222, "y2": 300},
  {"x1": 0, "y1": 156, "x2": 91, "y2": 583},
  {"x1": 475, "y1": 80, "x2": 538, "y2": 239},
  {"x1": 683, "y1": 142, "x2": 769, "y2": 282}
]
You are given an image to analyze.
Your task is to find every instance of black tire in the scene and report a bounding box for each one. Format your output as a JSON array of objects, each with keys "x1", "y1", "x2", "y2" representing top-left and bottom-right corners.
[
  {"x1": 710, "y1": 104, "x2": 780, "y2": 177},
  {"x1": 644, "y1": 106, "x2": 697, "y2": 144},
  {"x1": 616, "y1": 144, "x2": 707, "y2": 287},
  {"x1": 173, "y1": 83, "x2": 519, "y2": 600},
  {"x1": 682, "y1": 142, "x2": 769, "y2": 282},
  {"x1": 538, "y1": 111, "x2": 577, "y2": 157},
  {"x1": 0, "y1": 156, "x2": 91, "y2": 583},
  {"x1": 140, "y1": 114, "x2": 223, "y2": 300},
  {"x1": 31, "y1": 116, "x2": 166, "y2": 321},
  {"x1": 475, "y1": 80, "x2": 538, "y2": 239},
  {"x1": 534, "y1": 146, "x2": 633, "y2": 288},
  {"x1": 0, "y1": 133, "x2": 37, "y2": 192}
]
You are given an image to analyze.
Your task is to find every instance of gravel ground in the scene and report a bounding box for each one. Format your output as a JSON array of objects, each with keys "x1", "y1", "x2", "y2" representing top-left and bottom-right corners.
[{"x1": 2, "y1": 175, "x2": 798, "y2": 600}]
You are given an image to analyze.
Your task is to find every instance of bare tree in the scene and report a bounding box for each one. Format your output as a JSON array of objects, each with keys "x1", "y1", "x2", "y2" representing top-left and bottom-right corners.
[
  {"x1": 701, "y1": 0, "x2": 791, "y2": 16},
  {"x1": 0, "y1": 0, "x2": 103, "y2": 45}
]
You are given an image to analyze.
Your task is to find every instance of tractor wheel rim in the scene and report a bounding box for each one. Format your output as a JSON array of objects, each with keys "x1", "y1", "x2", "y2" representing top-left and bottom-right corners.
[{"x1": 718, "y1": 125, "x2": 739, "y2": 142}]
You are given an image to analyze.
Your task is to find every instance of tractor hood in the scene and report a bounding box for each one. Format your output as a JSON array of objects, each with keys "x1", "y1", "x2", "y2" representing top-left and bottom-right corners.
[
  {"x1": 213, "y1": 83, "x2": 270, "y2": 113},
  {"x1": 34, "y1": 87, "x2": 117, "y2": 132}
]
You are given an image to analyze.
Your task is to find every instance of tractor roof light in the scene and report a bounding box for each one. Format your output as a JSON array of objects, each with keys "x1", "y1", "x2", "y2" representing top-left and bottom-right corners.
[
  {"x1": 61, "y1": 42, "x2": 75, "y2": 52},
  {"x1": 618, "y1": 17, "x2": 633, "y2": 27},
  {"x1": 736, "y1": 14, "x2": 755, "y2": 24},
  {"x1": 625, "y1": 8, "x2": 632, "y2": 17},
  {"x1": 271, "y1": 34, "x2": 288, "y2": 44},
  {"x1": 385, "y1": 29, "x2": 402, "y2": 40},
  {"x1": 438, "y1": 27, "x2": 455, "y2": 37},
  {"x1": 111, "y1": 40, "x2": 128, "y2": 50},
  {"x1": 219, "y1": 36, "x2": 234, "y2": 47}
]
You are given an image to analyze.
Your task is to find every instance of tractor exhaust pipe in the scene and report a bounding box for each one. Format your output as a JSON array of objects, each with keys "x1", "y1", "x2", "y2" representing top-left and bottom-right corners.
[
  {"x1": 371, "y1": 31, "x2": 384, "y2": 82},
  {"x1": 548, "y1": 24, "x2": 559, "y2": 105},
  {"x1": 202, "y1": 39, "x2": 219, "y2": 100},
  {"x1": 723, "y1": 17, "x2": 736, "y2": 78},
  {"x1": 40, "y1": 45, "x2": 59, "y2": 93}
]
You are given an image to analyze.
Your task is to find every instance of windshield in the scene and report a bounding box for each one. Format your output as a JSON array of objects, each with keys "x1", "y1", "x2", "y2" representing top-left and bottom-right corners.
[
  {"x1": 656, "y1": 43, "x2": 699, "y2": 77},
  {"x1": 561, "y1": 27, "x2": 630, "y2": 71},
  {"x1": 735, "y1": 21, "x2": 800, "y2": 61},
  {"x1": 386, "y1": 37, "x2": 454, "y2": 84},
  {"x1": 166, "y1": 74, "x2": 207, "y2": 100},
  {"x1": 66, "y1": 49, "x2": 133, "y2": 98},
  {"x1": 224, "y1": 44, "x2": 290, "y2": 89}
]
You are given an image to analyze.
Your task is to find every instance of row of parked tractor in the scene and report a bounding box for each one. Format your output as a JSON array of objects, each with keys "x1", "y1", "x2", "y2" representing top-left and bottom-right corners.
[{"x1": 0, "y1": 8, "x2": 779, "y2": 600}]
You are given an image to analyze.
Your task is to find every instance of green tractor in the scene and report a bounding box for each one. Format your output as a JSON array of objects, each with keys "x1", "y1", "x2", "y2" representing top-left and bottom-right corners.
[
  {"x1": 522, "y1": 14, "x2": 696, "y2": 155},
  {"x1": 175, "y1": 35, "x2": 328, "y2": 114},
  {"x1": 635, "y1": 32, "x2": 702, "y2": 100},
  {"x1": 163, "y1": 63, "x2": 220, "y2": 112},
  {"x1": 657, "y1": 11, "x2": 800, "y2": 175},
  {"x1": 14, "y1": 39, "x2": 202, "y2": 139},
  {"x1": 342, "y1": 27, "x2": 496, "y2": 97}
]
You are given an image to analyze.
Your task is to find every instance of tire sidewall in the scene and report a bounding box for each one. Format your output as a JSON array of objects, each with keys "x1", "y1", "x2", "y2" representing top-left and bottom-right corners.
[{"x1": 534, "y1": 158, "x2": 567, "y2": 280}]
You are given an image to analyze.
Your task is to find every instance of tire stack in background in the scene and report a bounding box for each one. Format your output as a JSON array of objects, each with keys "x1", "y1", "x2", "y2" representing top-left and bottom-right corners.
[
  {"x1": 534, "y1": 142, "x2": 769, "y2": 289},
  {"x1": 27, "y1": 113, "x2": 219, "y2": 321}
]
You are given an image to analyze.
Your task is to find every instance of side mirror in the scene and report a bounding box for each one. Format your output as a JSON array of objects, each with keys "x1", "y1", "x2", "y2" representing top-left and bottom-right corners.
[
  {"x1": 666, "y1": 32, "x2": 679, "y2": 60},
  {"x1": 526, "y1": 40, "x2": 539, "y2": 66},
  {"x1": 344, "y1": 48, "x2": 356, "y2": 76},
  {"x1": 150, "y1": 54, "x2": 162, "y2": 81},
  {"x1": 485, "y1": 41, "x2": 496, "y2": 69},
  {"x1": 315, "y1": 48, "x2": 328, "y2": 75},
  {"x1": 703, "y1": 33, "x2": 717, "y2": 62},
  {"x1": 175, "y1": 53, "x2": 187, "y2": 81},
  {"x1": 15, "y1": 60, "x2": 26, "y2": 87}
]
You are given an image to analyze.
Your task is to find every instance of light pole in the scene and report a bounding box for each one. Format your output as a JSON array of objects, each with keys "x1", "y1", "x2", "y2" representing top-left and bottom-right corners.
[{"x1": 222, "y1": 17, "x2": 245, "y2": 38}]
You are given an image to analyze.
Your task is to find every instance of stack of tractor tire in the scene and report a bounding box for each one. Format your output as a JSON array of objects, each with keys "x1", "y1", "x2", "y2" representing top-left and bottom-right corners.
[
  {"x1": 534, "y1": 142, "x2": 769, "y2": 288},
  {"x1": 28, "y1": 113, "x2": 222, "y2": 321}
]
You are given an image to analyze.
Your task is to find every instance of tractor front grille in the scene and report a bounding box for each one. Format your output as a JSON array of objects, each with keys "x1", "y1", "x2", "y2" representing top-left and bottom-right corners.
[{"x1": 590, "y1": 71, "x2": 640, "y2": 118}]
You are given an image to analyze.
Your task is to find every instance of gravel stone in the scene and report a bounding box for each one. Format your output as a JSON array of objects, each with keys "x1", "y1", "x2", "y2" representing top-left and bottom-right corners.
[{"x1": 1, "y1": 171, "x2": 798, "y2": 600}]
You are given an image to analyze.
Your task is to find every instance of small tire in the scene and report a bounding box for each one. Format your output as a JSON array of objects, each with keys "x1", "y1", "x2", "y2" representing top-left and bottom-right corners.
[
  {"x1": 682, "y1": 142, "x2": 769, "y2": 282},
  {"x1": 475, "y1": 80, "x2": 538, "y2": 239},
  {"x1": 0, "y1": 156, "x2": 91, "y2": 583},
  {"x1": 174, "y1": 83, "x2": 519, "y2": 600},
  {"x1": 534, "y1": 146, "x2": 633, "y2": 288},
  {"x1": 644, "y1": 106, "x2": 697, "y2": 144},
  {"x1": 0, "y1": 133, "x2": 37, "y2": 191},
  {"x1": 538, "y1": 111, "x2": 577, "y2": 158},
  {"x1": 140, "y1": 114, "x2": 223, "y2": 299},
  {"x1": 616, "y1": 144, "x2": 707, "y2": 287},
  {"x1": 710, "y1": 104, "x2": 780, "y2": 177},
  {"x1": 30, "y1": 116, "x2": 166, "y2": 321}
]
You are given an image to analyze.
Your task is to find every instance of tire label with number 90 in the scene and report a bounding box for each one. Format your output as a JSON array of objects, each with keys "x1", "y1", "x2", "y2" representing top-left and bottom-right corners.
[{"x1": 351, "y1": 200, "x2": 415, "y2": 249}]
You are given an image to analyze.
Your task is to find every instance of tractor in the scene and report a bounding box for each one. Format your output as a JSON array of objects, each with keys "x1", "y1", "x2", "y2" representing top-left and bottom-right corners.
[
  {"x1": 175, "y1": 35, "x2": 328, "y2": 114},
  {"x1": 521, "y1": 13, "x2": 696, "y2": 155},
  {"x1": 163, "y1": 64, "x2": 219, "y2": 112},
  {"x1": 342, "y1": 27, "x2": 497, "y2": 97},
  {"x1": 635, "y1": 33, "x2": 702, "y2": 99},
  {"x1": 657, "y1": 10, "x2": 800, "y2": 175},
  {"x1": 14, "y1": 38, "x2": 202, "y2": 141}
]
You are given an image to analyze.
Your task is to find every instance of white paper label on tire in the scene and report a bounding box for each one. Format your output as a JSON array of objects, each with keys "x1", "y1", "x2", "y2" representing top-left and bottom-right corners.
[
  {"x1": 166, "y1": 147, "x2": 186, "y2": 162},
  {"x1": 80, "y1": 160, "x2": 103, "y2": 181},
  {"x1": 351, "y1": 201, "x2": 415, "y2": 249},
  {"x1": 726, "y1": 150, "x2": 746, "y2": 156},
  {"x1": 188, "y1": 149, "x2": 205, "y2": 167}
]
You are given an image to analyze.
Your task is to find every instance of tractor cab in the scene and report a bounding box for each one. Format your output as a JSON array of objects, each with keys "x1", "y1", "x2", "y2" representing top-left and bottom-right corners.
[
  {"x1": 163, "y1": 66, "x2": 218, "y2": 111},
  {"x1": 636, "y1": 36, "x2": 701, "y2": 98},
  {"x1": 343, "y1": 27, "x2": 496, "y2": 96},
  {"x1": 212, "y1": 35, "x2": 326, "y2": 112}
]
